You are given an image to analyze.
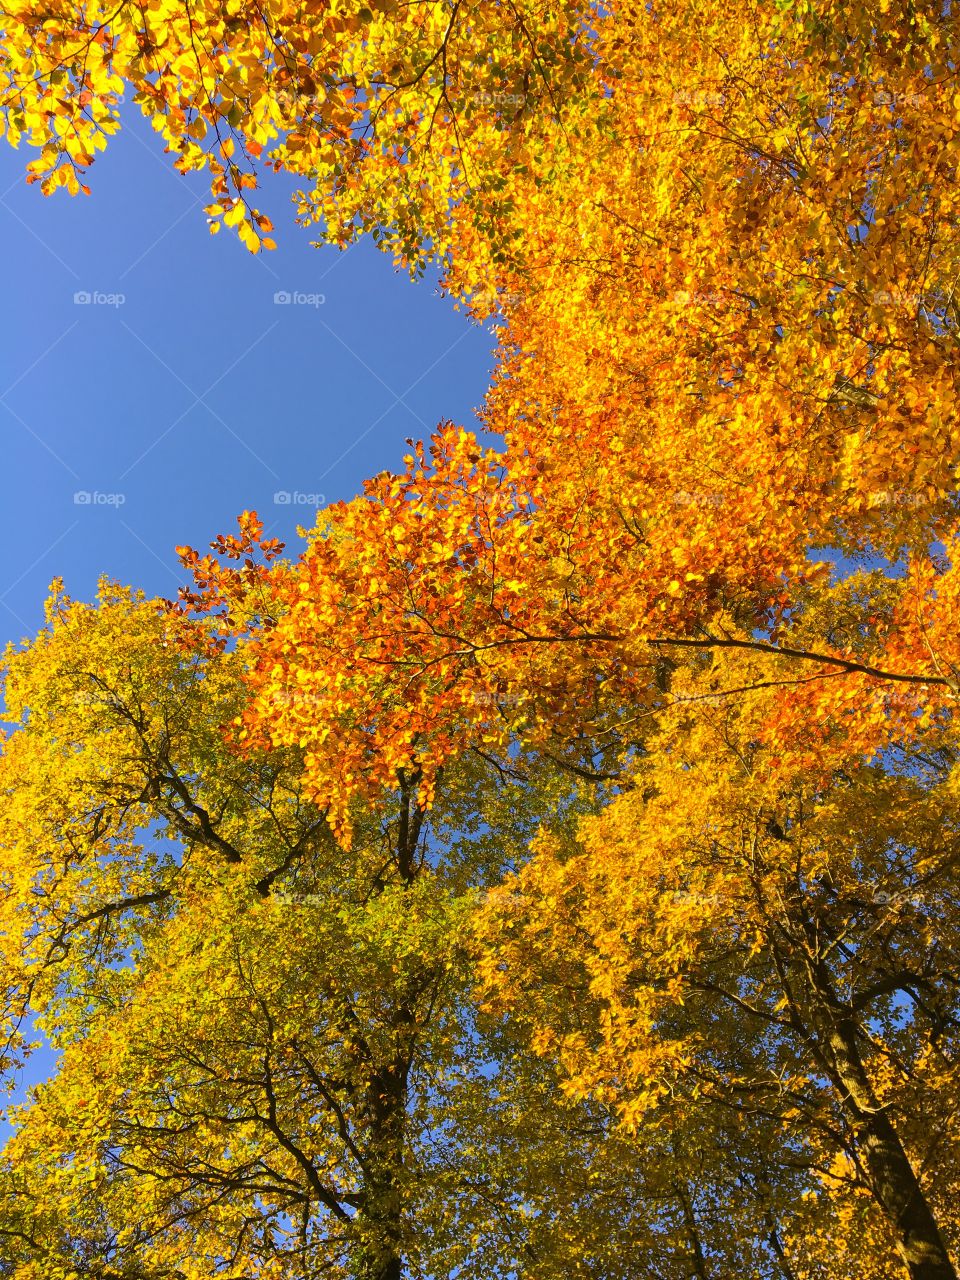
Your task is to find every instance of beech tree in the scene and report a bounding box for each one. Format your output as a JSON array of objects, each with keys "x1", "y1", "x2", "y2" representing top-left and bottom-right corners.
[
  {"x1": 476, "y1": 630, "x2": 960, "y2": 1280},
  {"x1": 0, "y1": 0, "x2": 592, "y2": 269},
  {"x1": 7, "y1": 575, "x2": 944, "y2": 1280},
  {"x1": 0, "y1": 578, "x2": 650, "y2": 1280},
  {"x1": 2, "y1": 1, "x2": 960, "y2": 1277},
  {"x1": 34, "y1": 0, "x2": 948, "y2": 837}
]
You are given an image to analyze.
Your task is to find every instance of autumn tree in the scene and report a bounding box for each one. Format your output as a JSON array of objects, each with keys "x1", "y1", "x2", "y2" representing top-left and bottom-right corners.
[
  {"x1": 46, "y1": 0, "x2": 952, "y2": 837},
  {"x1": 168, "y1": 515, "x2": 960, "y2": 1276},
  {"x1": 0, "y1": 568, "x2": 749, "y2": 1280},
  {"x1": 158, "y1": 41, "x2": 960, "y2": 1270},
  {"x1": 0, "y1": 0, "x2": 594, "y2": 271},
  {"x1": 0, "y1": 575, "x2": 454, "y2": 1280},
  {"x1": 475, "y1": 619, "x2": 960, "y2": 1280},
  {"x1": 4, "y1": 1, "x2": 960, "y2": 1277}
]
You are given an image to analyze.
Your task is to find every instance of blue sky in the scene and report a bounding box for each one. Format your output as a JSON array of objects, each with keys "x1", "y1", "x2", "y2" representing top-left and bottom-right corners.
[
  {"x1": 0, "y1": 106, "x2": 496, "y2": 1124},
  {"x1": 0, "y1": 107, "x2": 495, "y2": 650}
]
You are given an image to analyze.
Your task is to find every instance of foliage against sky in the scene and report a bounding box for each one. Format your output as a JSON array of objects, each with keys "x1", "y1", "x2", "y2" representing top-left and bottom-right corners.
[{"x1": 2, "y1": 1, "x2": 960, "y2": 1278}]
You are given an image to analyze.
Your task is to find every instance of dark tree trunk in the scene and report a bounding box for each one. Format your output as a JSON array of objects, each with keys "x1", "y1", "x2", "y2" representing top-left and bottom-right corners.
[
  {"x1": 355, "y1": 1242, "x2": 402, "y2": 1280},
  {"x1": 825, "y1": 1019, "x2": 956, "y2": 1280},
  {"x1": 355, "y1": 1056, "x2": 407, "y2": 1280},
  {"x1": 353, "y1": 770, "x2": 426, "y2": 1280}
]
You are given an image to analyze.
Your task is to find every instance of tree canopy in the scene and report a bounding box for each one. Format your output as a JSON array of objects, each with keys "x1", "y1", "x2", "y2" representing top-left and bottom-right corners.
[{"x1": 2, "y1": 1, "x2": 960, "y2": 1277}]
